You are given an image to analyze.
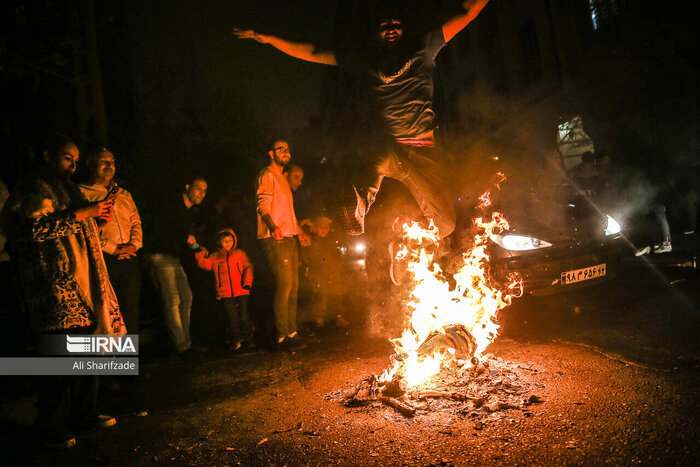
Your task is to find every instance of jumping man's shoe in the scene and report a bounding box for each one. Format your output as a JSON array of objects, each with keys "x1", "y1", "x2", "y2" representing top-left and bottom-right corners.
[
  {"x1": 634, "y1": 246, "x2": 651, "y2": 256},
  {"x1": 653, "y1": 241, "x2": 672, "y2": 254},
  {"x1": 339, "y1": 186, "x2": 365, "y2": 235},
  {"x1": 389, "y1": 240, "x2": 408, "y2": 286}
]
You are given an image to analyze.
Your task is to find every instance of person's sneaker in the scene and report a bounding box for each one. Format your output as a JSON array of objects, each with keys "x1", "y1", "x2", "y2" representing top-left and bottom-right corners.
[
  {"x1": 684, "y1": 229, "x2": 695, "y2": 235},
  {"x1": 74, "y1": 414, "x2": 116, "y2": 431},
  {"x1": 96, "y1": 414, "x2": 117, "y2": 428},
  {"x1": 389, "y1": 241, "x2": 409, "y2": 285},
  {"x1": 43, "y1": 434, "x2": 77, "y2": 450},
  {"x1": 653, "y1": 241, "x2": 672, "y2": 254},
  {"x1": 635, "y1": 246, "x2": 651, "y2": 256},
  {"x1": 338, "y1": 186, "x2": 365, "y2": 235}
]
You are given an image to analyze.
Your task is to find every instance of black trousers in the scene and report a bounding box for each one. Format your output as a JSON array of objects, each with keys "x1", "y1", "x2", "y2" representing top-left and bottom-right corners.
[
  {"x1": 36, "y1": 326, "x2": 98, "y2": 440},
  {"x1": 104, "y1": 254, "x2": 141, "y2": 333},
  {"x1": 221, "y1": 295, "x2": 252, "y2": 344}
]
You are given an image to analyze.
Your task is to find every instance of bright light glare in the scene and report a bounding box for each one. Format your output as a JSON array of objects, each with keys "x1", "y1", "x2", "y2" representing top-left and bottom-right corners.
[
  {"x1": 353, "y1": 242, "x2": 366, "y2": 253},
  {"x1": 493, "y1": 234, "x2": 552, "y2": 251},
  {"x1": 604, "y1": 215, "x2": 621, "y2": 236}
]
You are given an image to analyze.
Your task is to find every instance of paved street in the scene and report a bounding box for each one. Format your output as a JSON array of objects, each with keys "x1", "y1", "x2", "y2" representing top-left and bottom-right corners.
[{"x1": 2, "y1": 242, "x2": 699, "y2": 466}]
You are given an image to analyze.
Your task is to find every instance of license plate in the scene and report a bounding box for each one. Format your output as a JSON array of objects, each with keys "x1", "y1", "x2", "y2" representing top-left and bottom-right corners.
[{"x1": 561, "y1": 263, "x2": 606, "y2": 285}]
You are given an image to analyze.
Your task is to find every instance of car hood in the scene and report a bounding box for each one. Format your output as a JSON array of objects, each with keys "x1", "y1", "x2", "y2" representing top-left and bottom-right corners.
[{"x1": 491, "y1": 183, "x2": 608, "y2": 246}]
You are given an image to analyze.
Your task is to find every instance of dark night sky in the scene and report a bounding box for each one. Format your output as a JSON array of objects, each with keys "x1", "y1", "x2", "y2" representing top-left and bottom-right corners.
[
  {"x1": 95, "y1": 0, "x2": 352, "y2": 197},
  {"x1": 4, "y1": 0, "x2": 699, "y2": 201},
  {"x1": 125, "y1": 0, "x2": 340, "y2": 134}
]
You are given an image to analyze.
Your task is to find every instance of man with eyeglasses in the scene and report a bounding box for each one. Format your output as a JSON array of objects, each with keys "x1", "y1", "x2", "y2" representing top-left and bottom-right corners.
[
  {"x1": 235, "y1": 0, "x2": 490, "y2": 245},
  {"x1": 256, "y1": 139, "x2": 310, "y2": 346}
]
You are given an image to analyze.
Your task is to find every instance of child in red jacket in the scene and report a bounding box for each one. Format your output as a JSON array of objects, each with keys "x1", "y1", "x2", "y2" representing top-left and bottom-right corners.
[{"x1": 195, "y1": 228, "x2": 253, "y2": 350}]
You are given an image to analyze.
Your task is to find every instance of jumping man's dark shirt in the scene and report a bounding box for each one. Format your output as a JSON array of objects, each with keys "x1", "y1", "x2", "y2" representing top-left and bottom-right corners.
[{"x1": 336, "y1": 28, "x2": 446, "y2": 141}]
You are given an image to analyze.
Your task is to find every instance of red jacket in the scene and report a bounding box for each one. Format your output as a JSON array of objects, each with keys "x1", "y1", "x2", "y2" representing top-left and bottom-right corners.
[{"x1": 195, "y1": 239, "x2": 253, "y2": 299}]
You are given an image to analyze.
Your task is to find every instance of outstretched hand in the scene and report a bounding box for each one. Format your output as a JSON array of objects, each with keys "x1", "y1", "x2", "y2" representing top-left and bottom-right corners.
[{"x1": 233, "y1": 28, "x2": 269, "y2": 44}]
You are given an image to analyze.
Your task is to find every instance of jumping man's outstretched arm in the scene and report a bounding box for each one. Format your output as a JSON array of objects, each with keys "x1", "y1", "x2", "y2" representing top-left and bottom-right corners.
[
  {"x1": 233, "y1": 29, "x2": 337, "y2": 66},
  {"x1": 442, "y1": 0, "x2": 491, "y2": 43}
]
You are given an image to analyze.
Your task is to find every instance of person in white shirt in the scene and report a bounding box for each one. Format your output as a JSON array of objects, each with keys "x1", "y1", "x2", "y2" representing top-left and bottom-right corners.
[
  {"x1": 256, "y1": 139, "x2": 310, "y2": 345},
  {"x1": 80, "y1": 147, "x2": 143, "y2": 332}
]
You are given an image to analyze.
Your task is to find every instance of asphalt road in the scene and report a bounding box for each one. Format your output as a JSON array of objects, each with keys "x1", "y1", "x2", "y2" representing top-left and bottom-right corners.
[{"x1": 2, "y1": 248, "x2": 699, "y2": 466}]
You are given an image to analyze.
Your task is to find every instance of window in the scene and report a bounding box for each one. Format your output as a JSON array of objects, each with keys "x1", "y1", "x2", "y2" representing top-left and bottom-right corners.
[
  {"x1": 557, "y1": 116, "x2": 595, "y2": 171},
  {"x1": 589, "y1": 0, "x2": 619, "y2": 31}
]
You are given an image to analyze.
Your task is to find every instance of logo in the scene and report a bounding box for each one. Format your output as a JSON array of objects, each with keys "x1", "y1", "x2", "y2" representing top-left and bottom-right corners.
[{"x1": 66, "y1": 335, "x2": 137, "y2": 354}]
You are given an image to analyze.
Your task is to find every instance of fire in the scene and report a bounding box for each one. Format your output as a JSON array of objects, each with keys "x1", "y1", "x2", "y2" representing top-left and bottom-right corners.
[{"x1": 380, "y1": 174, "x2": 522, "y2": 388}]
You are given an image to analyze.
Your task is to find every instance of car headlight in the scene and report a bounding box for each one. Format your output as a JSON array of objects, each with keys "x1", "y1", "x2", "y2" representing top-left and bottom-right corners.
[
  {"x1": 604, "y1": 215, "x2": 621, "y2": 236},
  {"x1": 353, "y1": 242, "x2": 366, "y2": 253},
  {"x1": 490, "y1": 234, "x2": 552, "y2": 251}
]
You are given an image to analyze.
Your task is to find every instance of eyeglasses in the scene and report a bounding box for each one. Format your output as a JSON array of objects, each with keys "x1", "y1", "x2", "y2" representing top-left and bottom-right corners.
[{"x1": 274, "y1": 146, "x2": 291, "y2": 154}]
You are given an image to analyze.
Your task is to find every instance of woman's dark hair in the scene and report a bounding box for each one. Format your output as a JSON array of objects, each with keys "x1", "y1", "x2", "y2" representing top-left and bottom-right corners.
[{"x1": 42, "y1": 133, "x2": 74, "y2": 157}]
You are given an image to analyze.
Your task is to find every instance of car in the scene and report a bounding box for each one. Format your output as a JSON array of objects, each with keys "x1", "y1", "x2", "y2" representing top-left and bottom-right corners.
[{"x1": 486, "y1": 183, "x2": 626, "y2": 296}]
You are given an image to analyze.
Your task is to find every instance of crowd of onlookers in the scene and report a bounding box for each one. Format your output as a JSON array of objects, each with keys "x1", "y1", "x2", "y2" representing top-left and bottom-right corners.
[{"x1": 0, "y1": 133, "x2": 354, "y2": 449}]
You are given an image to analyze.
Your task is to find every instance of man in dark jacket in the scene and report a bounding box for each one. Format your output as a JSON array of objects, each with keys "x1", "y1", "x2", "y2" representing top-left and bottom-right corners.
[{"x1": 144, "y1": 177, "x2": 207, "y2": 353}]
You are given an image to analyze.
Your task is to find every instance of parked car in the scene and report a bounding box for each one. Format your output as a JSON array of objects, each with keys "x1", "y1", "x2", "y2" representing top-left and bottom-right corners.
[{"x1": 486, "y1": 182, "x2": 626, "y2": 296}]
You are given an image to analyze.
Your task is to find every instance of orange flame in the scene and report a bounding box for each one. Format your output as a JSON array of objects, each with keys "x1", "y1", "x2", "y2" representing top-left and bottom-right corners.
[{"x1": 380, "y1": 174, "x2": 521, "y2": 388}]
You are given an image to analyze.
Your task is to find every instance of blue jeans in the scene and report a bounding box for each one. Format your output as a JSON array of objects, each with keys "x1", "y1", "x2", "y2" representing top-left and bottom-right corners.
[
  {"x1": 260, "y1": 237, "x2": 299, "y2": 339},
  {"x1": 650, "y1": 204, "x2": 671, "y2": 242},
  {"x1": 146, "y1": 254, "x2": 192, "y2": 352},
  {"x1": 362, "y1": 143, "x2": 456, "y2": 237}
]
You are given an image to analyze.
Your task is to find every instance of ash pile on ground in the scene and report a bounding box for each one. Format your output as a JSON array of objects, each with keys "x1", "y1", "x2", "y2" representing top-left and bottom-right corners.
[{"x1": 327, "y1": 355, "x2": 545, "y2": 423}]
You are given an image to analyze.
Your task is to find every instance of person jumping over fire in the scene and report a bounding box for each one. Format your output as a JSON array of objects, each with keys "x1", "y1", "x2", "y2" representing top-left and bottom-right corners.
[{"x1": 234, "y1": 0, "x2": 491, "y2": 245}]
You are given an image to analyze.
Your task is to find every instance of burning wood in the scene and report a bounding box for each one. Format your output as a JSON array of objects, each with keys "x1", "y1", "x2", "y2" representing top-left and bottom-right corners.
[
  {"x1": 376, "y1": 177, "x2": 520, "y2": 390},
  {"x1": 415, "y1": 390, "x2": 477, "y2": 402},
  {"x1": 379, "y1": 396, "x2": 416, "y2": 417},
  {"x1": 415, "y1": 324, "x2": 478, "y2": 361},
  {"x1": 331, "y1": 355, "x2": 543, "y2": 419},
  {"x1": 334, "y1": 176, "x2": 533, "y2": 419}
]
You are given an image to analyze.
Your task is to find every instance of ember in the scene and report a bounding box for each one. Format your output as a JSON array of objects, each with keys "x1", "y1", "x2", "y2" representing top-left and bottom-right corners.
[{"x1": 332, "y1": 355, "x2": 544, "y2": 420}]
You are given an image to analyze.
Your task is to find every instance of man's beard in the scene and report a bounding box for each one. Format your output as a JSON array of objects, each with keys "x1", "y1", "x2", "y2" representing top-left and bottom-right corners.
[{"x1": 381, "y1": 38, "x2": 401, "y2": 52}]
